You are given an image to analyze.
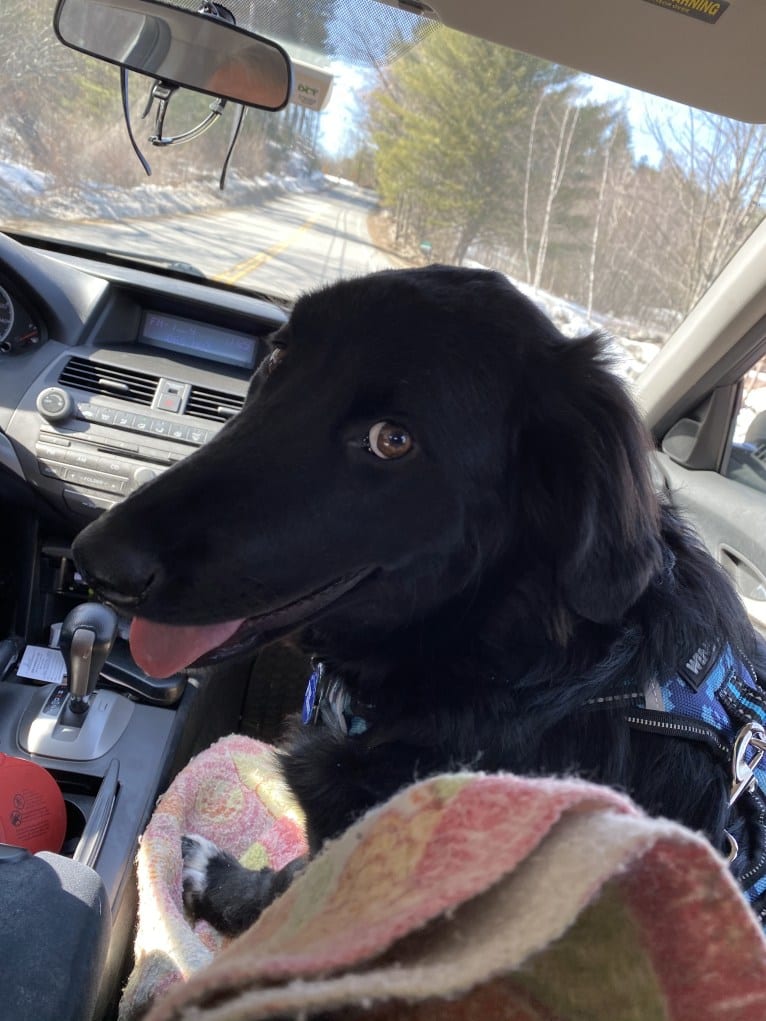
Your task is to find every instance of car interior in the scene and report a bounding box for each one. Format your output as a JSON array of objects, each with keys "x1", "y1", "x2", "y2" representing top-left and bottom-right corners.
[{"x1": 1, "y1": 0, "x2": 766, "y2": 1018}]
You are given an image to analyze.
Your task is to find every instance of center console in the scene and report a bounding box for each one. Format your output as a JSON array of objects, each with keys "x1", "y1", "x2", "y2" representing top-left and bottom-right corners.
[
  {"x1": 0, "y1": 558, "x2": 252, "y2": 1021},
  {"x1": 0, "y1": 662, "x2": 179, "y2": 1020}
]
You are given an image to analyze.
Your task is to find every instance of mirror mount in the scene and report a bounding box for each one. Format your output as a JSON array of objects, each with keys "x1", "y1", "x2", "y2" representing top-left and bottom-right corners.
[
  {"x1": 143, "y1": 80, "x2": 227, "y2": 147},
  {"x1": 120, "y1": 68, "x2": 245, "y2": 185}
]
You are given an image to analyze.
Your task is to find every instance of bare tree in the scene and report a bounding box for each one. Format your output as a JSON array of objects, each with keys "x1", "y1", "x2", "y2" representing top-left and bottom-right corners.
[
  {"x1": 522, "y1": 91, "x2": 545, "y2": 282},
  {"x1": 646, "y1": 106, "x2": 766, "y2": 311},
  {"x1": 586, "y1": 126, "x2": 615, "y2": 321},
  {"x1": 532, "y1": 102, "x2": 580, "y2": 289}
]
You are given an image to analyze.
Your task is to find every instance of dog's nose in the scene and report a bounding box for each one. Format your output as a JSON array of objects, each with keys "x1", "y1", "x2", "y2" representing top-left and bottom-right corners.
[{"x1": 72, "y1": 533, "x2": 160, "y2": 610}]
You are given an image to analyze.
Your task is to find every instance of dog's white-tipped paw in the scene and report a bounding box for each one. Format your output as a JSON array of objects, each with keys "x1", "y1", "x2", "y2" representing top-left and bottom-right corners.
[{"x1": 181, "y1": 833, "x2": 220, "y2": 906}]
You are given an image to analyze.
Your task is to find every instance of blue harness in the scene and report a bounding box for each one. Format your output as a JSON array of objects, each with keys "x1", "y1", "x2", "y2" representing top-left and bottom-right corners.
[
  {"x1": 303, "y1": 643, "x2": 766, "y2": 924},
  {"x1": 302, "y1": 662, "x2": 371, "y2": 736},
  {"x1": 602, "y1": 640, "x2": 766, "y2": 923}
]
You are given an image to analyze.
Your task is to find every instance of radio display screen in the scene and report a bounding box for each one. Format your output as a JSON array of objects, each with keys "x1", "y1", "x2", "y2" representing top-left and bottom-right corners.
[{"x1": 139, "y1": 311, "x2": 259, "y2": 370}]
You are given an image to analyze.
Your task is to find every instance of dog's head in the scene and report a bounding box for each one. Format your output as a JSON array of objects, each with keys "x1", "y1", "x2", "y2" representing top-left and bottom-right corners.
[{"x1": 73, "y1": 265, "x2": 664, "y2": 675}]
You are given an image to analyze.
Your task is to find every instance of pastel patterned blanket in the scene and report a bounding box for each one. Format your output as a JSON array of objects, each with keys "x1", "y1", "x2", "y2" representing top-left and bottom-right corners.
[{"x1": 121, "y1": 734, "x2": 766, "y2": 1021}]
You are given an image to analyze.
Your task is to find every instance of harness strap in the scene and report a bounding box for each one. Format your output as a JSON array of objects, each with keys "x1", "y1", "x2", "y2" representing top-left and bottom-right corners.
[
  {"x1": 619, "y1": 642, "x2": 766, "y2": 916},
  {"x1": 302, "y1": 643, "x2": 766, "y2": 922},
  {"x1": 734, "y1": 783, "x2": 766, "y2": 921},
  {"x1": 624, "y1": 707, "x2": 731, "y2": 761}
]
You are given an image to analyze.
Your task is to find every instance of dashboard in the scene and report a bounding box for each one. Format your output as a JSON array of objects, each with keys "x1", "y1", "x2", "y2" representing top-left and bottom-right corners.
[{"x1": 0, "y1": 231, "x2": 286, "y2": 524}]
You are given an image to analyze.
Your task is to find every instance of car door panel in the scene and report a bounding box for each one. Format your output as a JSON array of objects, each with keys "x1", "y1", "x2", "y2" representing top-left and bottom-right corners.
[{"x1": 654, "y1": 452, "x2": 766, "y2": 637}]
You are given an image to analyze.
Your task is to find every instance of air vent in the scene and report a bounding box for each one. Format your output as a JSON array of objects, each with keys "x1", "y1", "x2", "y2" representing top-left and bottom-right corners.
[
  {"x1": 186, "y1": 385, "x2": 245, "y2": 423},
  {"x1": 59, "y1": 357, "x2": 158, "y2": 406}
]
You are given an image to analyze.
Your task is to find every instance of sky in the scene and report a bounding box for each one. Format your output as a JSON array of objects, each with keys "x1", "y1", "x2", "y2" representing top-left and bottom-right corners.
[
  {"x1": 317, "y1": 63, "x2": 369, "y2": 157},
  {"x1": 585, "y1": 76, "x2": 678, "y2": 166}
]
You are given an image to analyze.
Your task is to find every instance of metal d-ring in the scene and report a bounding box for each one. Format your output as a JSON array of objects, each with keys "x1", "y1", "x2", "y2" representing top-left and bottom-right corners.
[
  {"x1": 725, "y1": 721, "x2": 766, "y2": 865},
  {"x1": 724, "y1": 829, "x2": 739, "y2": 865},
  {"x1": 729, "y1": 722, "x2": 766, "y2": 807}
]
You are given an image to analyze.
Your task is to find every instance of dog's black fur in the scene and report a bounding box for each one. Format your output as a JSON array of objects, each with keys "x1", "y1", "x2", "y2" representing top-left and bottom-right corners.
[{"x1": 73, "y1": 265, "x2": 766, "y2": 935}]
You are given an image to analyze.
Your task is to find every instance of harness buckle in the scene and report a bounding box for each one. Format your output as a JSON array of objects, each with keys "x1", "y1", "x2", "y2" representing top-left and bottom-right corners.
[
  {"x1": 724, "y1": 722, "x2": 766, "y2": 865},
  {"x1": 729, "y1": 722, "x2": 766, "y2": 807}
]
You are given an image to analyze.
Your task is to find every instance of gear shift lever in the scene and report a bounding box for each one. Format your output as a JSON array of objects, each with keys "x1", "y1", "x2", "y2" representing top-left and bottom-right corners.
[
  {"x1": 59, "y1": 603, "x2": 118, "y2": 715},
  {"x1": 18, "y1": 602, "x2": 132, "y2": 761}
]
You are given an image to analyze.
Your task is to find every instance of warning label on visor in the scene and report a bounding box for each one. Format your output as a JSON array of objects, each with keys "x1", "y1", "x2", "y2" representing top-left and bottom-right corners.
[{"x1": 641, "y1": 0, "x2": 729, "y2": 23}]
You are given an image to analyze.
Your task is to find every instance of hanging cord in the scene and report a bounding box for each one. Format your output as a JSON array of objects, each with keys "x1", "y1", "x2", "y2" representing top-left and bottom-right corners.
[
  {"x1": 219, "y1": 104, "x2": 247, "y2": 190},
  {"x1": 120, "y1": 68, "x2": 152, "y2": 177}
]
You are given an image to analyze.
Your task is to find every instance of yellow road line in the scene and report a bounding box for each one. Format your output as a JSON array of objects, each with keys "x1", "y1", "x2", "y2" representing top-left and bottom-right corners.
[{"x1": 213, "y1": 211, "x2": 323, "y2": 285}]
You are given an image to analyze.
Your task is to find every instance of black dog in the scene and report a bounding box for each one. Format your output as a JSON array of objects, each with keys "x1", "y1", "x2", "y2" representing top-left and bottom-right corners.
[{"x1": 73, "y1": 265, "x2": 766, "y2": 935}]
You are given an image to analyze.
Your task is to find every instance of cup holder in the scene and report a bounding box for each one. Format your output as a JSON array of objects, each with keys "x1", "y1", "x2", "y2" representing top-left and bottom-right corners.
[
  {"x1": 61, "y1": 799, "x2": 86, "y2": 856},
  {"x1": 51, "y1": 762, "x2": 118, "y2": 868},
  {"x1": 49, "y1": 768, "x2": 102, "y2": 858}
]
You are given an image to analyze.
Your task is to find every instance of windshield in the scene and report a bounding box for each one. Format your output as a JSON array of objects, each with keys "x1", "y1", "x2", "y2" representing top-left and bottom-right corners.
[{"x1": 2, "y1": 3, "x2": 765, "y2": 378}]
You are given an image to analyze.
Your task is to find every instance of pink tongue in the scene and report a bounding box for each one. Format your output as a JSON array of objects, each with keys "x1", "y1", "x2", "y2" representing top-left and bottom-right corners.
[{"x1": 130, "y1": 616, "x2": 245, "y2": 678}]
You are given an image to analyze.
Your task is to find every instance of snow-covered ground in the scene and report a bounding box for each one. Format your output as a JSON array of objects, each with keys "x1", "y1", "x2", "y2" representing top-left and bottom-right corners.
[{"x1": 0, "y1": 158, "x2": 321, "y2": 224}]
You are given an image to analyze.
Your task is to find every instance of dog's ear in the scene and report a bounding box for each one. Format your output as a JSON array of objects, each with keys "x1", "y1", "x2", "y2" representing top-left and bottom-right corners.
[
  {"x1": 518, "y1": 335, "x2": 665, "y2": 625},
  {"x1": 559, "y1": 462, "x2": 664, "y2": 625}
]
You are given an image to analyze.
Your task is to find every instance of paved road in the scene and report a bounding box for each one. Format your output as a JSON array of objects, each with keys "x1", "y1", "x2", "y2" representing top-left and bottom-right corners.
[{"x1": 27, "y1": 184, "x2": 400, "y2": 300}]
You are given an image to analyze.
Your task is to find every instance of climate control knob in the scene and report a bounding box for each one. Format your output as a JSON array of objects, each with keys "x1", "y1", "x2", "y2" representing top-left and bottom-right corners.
[{"x1": 36, "y1": 386, "x2": 73, "y2": 422}]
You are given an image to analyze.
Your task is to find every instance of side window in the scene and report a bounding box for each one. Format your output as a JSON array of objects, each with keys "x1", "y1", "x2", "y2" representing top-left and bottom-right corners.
[{"x1": 727, "y1": 356, "x2": 766, "y2": 495}]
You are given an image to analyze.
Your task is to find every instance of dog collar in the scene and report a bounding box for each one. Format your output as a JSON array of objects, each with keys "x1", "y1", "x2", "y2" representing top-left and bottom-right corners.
[{"x1": 302, "y1": 663, "x2": 372, "y2": 736}]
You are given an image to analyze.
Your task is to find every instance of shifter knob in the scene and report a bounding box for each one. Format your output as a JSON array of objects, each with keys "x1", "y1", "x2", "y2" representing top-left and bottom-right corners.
[{"x1": 59, "y1": 603, "x2": 118, "y2": 713}]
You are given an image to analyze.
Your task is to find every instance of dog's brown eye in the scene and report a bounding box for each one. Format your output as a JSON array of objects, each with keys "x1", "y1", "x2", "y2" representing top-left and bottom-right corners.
[
  {"x1": 264, "y1": 347, "x2": 286, "y2": 376},
  {"x1": 366, "y1": 421, "x2": 413, "y2": 460}
]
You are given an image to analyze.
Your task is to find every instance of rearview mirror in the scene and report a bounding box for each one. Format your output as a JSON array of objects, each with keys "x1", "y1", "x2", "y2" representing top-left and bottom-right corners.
[{"x1": 54, "y1": 0, "x2": 292, "y2": 112}]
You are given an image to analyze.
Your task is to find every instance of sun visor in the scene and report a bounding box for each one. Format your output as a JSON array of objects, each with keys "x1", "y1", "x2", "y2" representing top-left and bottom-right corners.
[{"x1": 424, "y1": 0, "x2": 766, "y2": 122}]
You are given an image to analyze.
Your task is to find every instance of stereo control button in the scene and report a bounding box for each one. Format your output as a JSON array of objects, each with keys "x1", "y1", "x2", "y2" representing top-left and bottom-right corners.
[
  {"x1": 64, "y1": 467, "x2": 126, "y2": 494},
  {"x1": 38, "y1": 459, "x2": 68, "y2": 480},
  {"x1": 36, "y1": 443, "x2": 70, "y2": 461},
  {"x1": 97, "y1": 455, "x2": 130, "y2": 476},
  {"x1": 112, "y1": 410, "x2": 136, "y2": 429},
  {"x1": 67, "y1": 449, "x2": 96, "y2": 468},
  {"x1": 93, "y1": 407, "x2": 116, "y2": 425},
  {"x1": 77, "y1": 403, "x2": 98, "y2": 421},
  {"x1": 39, "y1": 432, "x2": 70, "y2": 447},
  {"x1": 132, "y1": 466, "x2": 160, "y2": 489}
]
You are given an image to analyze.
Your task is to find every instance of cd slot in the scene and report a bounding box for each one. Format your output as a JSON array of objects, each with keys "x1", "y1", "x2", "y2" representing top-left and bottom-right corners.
[{"x1": 40, "y1": 431, "x2": 182, "y2": 468}]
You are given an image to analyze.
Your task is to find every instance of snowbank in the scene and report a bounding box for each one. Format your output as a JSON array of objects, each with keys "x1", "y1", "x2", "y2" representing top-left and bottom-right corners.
[{"x1": 0, "y1": 160, "x2": 322, "y2": 225}]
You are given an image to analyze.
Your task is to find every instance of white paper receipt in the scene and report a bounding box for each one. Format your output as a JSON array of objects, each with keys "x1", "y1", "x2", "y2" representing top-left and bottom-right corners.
[{"x1": 17, "y1": 645, "x2": 67, "y2": 684}]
